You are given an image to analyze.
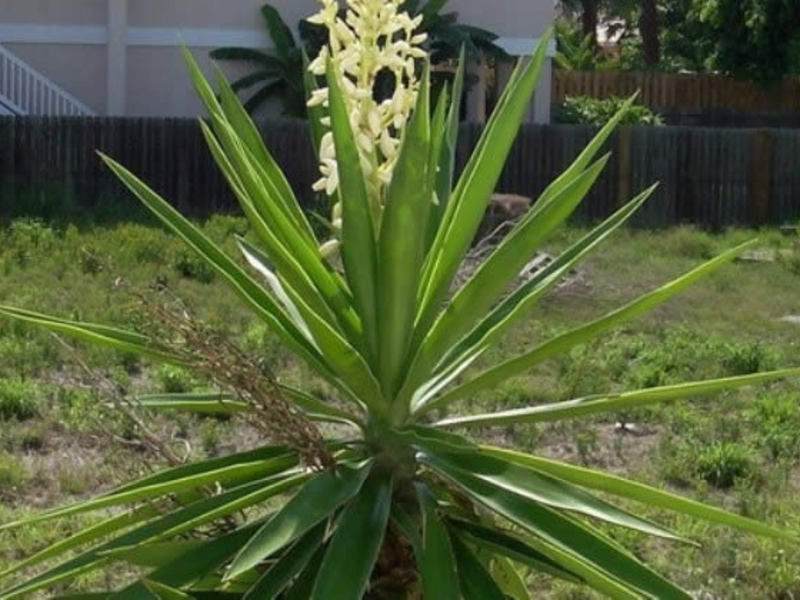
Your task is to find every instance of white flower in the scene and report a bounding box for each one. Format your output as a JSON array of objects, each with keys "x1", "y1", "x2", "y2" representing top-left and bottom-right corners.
[{"x1": 306, "y1": 0, "x2": 427, "y2": 201}]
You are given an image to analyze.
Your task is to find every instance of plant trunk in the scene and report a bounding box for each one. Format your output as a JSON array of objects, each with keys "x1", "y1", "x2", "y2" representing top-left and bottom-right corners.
[
  {"x1": 367, "y1": 525, "x2": 419, "y2": 600},
  {"x1": 640, "y1": 0, "x2": 660, "y2": 66},
  {"x1": 581, "y1": 0, "x2": 599, "y2": 49}
]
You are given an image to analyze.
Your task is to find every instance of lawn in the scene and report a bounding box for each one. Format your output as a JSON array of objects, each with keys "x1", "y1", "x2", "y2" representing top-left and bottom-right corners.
[{"x1": 1, "y1": 216, "x2": 799, "y2": 598}]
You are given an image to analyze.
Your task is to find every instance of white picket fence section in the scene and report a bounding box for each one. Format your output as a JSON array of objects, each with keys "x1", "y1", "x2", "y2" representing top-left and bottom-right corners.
[{"x1": 0, "y1": 44, "x2": 95, "y2": 116}]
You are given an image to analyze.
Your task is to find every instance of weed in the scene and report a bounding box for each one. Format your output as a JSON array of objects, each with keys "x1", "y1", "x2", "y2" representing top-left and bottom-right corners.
[
  {"x1": 199, "y1": 421, "x2": 221, "y2": 457},
  {"x1": 0, "y1": 453, "x2": 27, "y2": 491},
  {"x1": 722, "y1": 342, "x2": 773, "y2": 375},
  {"x1": 658, "y1": 227, "x2": 717, "y2": 259},
  {"x1": 157, "y1": 365, "x2": 195, "y2": 394},
  {"x1": 172, "y1": 248, "x2": 215, "y2": 283},
  {"x1": 0, "y1": 378, "x2": 39, "y2": 421},
  {"x1": 58, "y1": 468, "x2": 92, "y2": 496},
  {"x1": 694, "y1": 443, "x2": 756, "y2": 489}
]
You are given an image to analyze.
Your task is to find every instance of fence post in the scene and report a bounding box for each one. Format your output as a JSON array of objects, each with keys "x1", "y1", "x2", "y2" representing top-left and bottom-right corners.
[
  {"x1": 617, "y1": 126, "x2": 632, "y2": 207},
  {"x1": 750, "y1": 129, "x2": 774, "y2": 226}
]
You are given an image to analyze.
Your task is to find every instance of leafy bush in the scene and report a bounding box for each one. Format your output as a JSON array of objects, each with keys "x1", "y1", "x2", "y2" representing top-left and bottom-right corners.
[
  {"x1": 695, "y1": 442, "x2": 756, "y2": 489},
  {"x1": 157, "y1": 365, "x2": 196, "y2": 394},
  {"x1": 657, "y1": 226, "x2": 717, "y2": 259},
  {"x1": 556, "y1": 95, "x2": 664, "y2": 126},
  {"x1": 172, "y1": 247, "x2": 215, "y2": 283},
  {"x1": 1, "y1": 219, "x2": 56, "y2": 267},
  {"x1": 722, "y1": 342, "x2": 773, "y2": 375},
  {"x1": 0, "y1": 378, "x2": 39, "y2": 421},
  {"x1": 749, "y1": 393, "x2": 800, "y2": 460}
]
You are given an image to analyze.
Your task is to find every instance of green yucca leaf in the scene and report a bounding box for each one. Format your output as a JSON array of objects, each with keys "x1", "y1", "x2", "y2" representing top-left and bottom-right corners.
[
  {"x1": 0, "y1": 458, "x2": 297, "y2": 532},
  {"x1": 109, "y1": 541, "x2": 204, "y2": 568},
  {"x1": 199, "y1": 115, "x2": 360, "y2": 347},
  {"x1": 426, "y1": 46, "x2": 466, "y2": 250},
  {"x1": 416, "y1": 483, "x2": 461, "y2": 600},
  {"x1": 0, "y1": 305, "x2": 182, "y2": 365},
  {"x1": 187, "y1": 46, "x2": 309, "y2": 250},
  {"x1": 437, "y1": 367, "x2": 800, "y2": 429},
  {"x1": 207, "y1": 115, "x2": 361, "y2": 342},
  {"x1": 111, "y1": 523, "x2": 262, "y2": 600},
  {"x1": 430, "y1": 239, "x2": 758, "y2": 409},
  {"x1": 112, "y1": 444, "x2": 292, "y2": 494},
  {"x1": 145, "y1": 472, "x2": 309, "y2": 545},
  {"x1": 213, "y1": 66, "x2": 317, "y2": 247},
  {"x1": 283, "y1": 546, "x2": 326, "y2": 600},
  {"x1": 244, "y1": 522, "x2": 327, "y2": 600},
  {"x1": 0, "y1": 478, "x2": 283, "y2": 599},
  {"x1": 310, "y1": 469, "x2": 393, "y2": 600},
  {"x1": 449, "y1": 518, "x2": 582, "y2": 583},
  {"x1": 326, "y1": 60, "x2": 381, "y2": 365},
  {"x1": 415, "y1": 31, "x2": 551, "y2": 343},
  {"x1": 424, "y1": 184, "x2": 656, "y2": 399},
  {"x1": 235, "y1": 234, "x2": 332, "y2": 339},
  {"x1": 378, "y1": 61, "x2": 432, "y2": 400},
  {"x1": 99, "y1": 154, "x2": 334, "y2": 380},
  {"x1": 52, "y1": 595, "x2": 111, "y2": 600},
  {"x1": 0, "y1": 506, "x2": 157, "y2": 580},
  {"x1": 238, "y1": 236, "x2": 384, "y2": 409},
  {"x1": 131, "y1": 393, "x2": 250, "y2": 416},
  {"x1": 491, "y1": 555, "x2": 531, "y2": 600},
  {"x1": 428, "y1": 82, "x2": 449, "y2": 204},
  {"x1": 429, "y1": 464, "x2": 690, "y2": 599},
  {"x1": 132, "y1": 386, "x2": 359, "y2": 426},
  {"x1": 479, "y1": 446, "x2": 798, "y2": 541},
  {"x1": 540, "y1": 93, "x2": 639, "y2": 210},
  {"x1": 451, "y1": 533, "x2": 506, "y2": 600},
  {"x1": 143, "y1": 580, "x2": 193, "y2": 600},
  {"x1": 279, "y1": 384, "x2": 364, "y2": 426},
  {"x1": 405, "y1": 154, "x2": 611, "y2": 396},
  {"x1": 417, "y1": 449, "x2": 689, "y2": 543},
  {"x1": 227, "y1": 461, "x2": 371, "y2": 579}
]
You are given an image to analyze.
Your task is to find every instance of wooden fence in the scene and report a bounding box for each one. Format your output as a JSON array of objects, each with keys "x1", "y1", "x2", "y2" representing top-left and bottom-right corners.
[
  {"x1": 553, "y1": 70, "x2": 800, "y2": 116},
  {"x1": 1, "y1": 116, "x2": 800, "y2": 228}
]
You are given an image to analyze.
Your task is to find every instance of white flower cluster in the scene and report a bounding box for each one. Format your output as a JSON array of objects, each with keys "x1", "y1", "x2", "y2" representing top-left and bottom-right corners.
[{"x1": 307, "y1": 0, "x2": 427, "y2": 204}]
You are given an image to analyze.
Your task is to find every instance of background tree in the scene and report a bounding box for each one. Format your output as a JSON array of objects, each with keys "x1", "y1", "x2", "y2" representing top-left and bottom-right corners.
[
  {"x1": 690, "y1": 0, "x2": 800, "y2": 83},
  {"x1": 557, "y1": 0, "x2": 800, "y2": 81},
  {"x1": 639, "y1": 0, "x2": 660, "y2": 66},
  {"x1": 211, "y1": 5, "x2": 308, "y2": 117}
]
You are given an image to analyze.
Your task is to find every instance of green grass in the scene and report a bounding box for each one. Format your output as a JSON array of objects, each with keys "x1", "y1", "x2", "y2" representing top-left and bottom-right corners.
[{"x1": 1, "y1": 218, "x2": 800, "y2": 598}]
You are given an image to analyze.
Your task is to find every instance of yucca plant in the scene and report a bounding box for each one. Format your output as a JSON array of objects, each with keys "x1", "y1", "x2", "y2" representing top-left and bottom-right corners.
[{"x1": 1, "y1": 1, "x2": 799, "y2": 599}]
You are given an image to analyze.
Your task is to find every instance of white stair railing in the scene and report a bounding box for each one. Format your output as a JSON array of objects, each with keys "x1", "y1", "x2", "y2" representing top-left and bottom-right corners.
[{"x1": 0, "y1": 44, "x2": 95, "y2": 117}]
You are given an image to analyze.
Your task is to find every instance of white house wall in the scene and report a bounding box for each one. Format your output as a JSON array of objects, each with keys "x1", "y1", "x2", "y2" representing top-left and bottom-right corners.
[{"x1": 0, "y1": 0, "x2": 554, "y2": 119}]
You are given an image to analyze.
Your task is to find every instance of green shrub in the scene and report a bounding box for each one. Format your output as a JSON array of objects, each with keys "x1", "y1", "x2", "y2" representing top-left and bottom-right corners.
[
  {"x1": 0, "y1": 378, "x2": 39, "y2": 421},
  {"x1": 695, "y1": 442, "x2": 755, "y2": 489},
  {"x1": 203, "y1": 215, "x2": 250, "y2": 241},
  {"x1": 172, "y1": 247, "x2": 215, "y2": 283},
  {"x1": 157, "y1": 365, "x2": 195, "y2": 394},
  {"x1": 0, "y1": 453, "x2": 27, "y2": 491},
  {"x1": 750, "y1": 393, "x2": 800, "y2": 460},
  {"x1": 1, "y1": 219, "x2": 57, "y2": 267},
  {"x1": 722, "y1": 342, "x2": 773, "y2": 375},
  {"x1": 658, "y1": 226, "x2": 717, "y2": 259},
  {"x1": 556, "y1": 95, "x2": 664, "y2": 126}
]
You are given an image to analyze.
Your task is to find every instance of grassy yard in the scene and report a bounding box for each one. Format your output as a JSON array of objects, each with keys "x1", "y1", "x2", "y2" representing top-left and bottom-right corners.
[{"x1": 1, "y1": 216, "x2": 800, "y2": 598}]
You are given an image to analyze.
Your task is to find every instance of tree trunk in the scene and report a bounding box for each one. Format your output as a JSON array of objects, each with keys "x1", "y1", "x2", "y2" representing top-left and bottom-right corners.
[
  {"x1": 581, "y1": 0, "x2": 599, "y2": 48},
  {"x1": 640, "y1": 0, "x2": 660, "y2": 66}
]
